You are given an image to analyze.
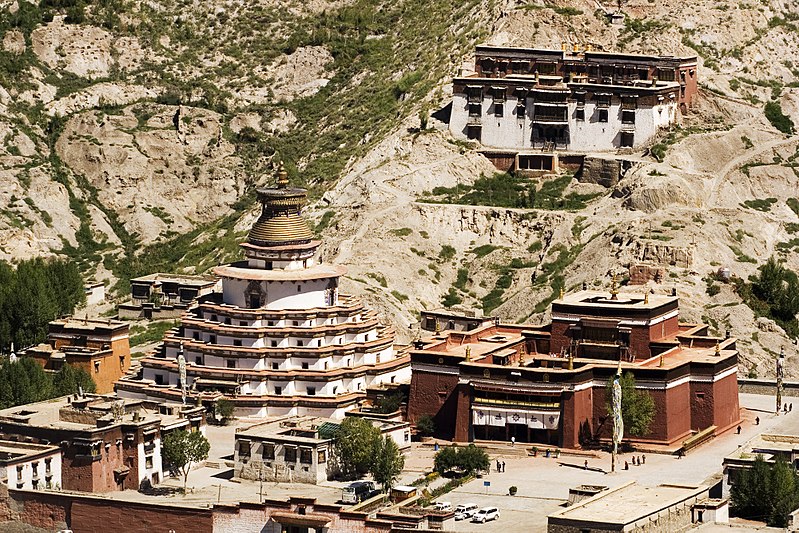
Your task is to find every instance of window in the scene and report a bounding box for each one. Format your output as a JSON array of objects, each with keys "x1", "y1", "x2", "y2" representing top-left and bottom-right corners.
[
  {"x1": 45, "y1": 479, "x2": 51, "y2": 489},
  {"x1": 515, "y1": 105, "x2": 525, "y2": 119},
  {"x1": 297, "y1": 340, "x2": 304, "y2": 347},
  {"x1": 31, "y1": 480, "x2": 38, "y2": 490},
  {"x1": 302, "y1": 362, "x2": 309, "y2": 370},
  {"x1": 225, "y1": 317, "x2": 232, "y2": 325},
  {"x1": 293, "y1": 321, "x2": 299, "y2": 326},
  {"x1": 318, "y1": 449, "x2": 327, "y2": 463},
  {"x1": 211, "y1": 315, "x2": 217, "y2": 322},
  {"x1": 267, "y1": 321, "x2": 275, "y2": 327},
  {"x1": 238, "y1": 441, "x2": 251, "y2": 456},
  {"x1": 94, "y1": 361, "x2": 100, "y2": 373},
  {"x1": 468, "y1": 103, "x2": 481, "y2": 117},
  {"x1": 494, "y1": 103, "x2": 504, "y2": 117},
  {"x1": 324, "y1": 362, "x2": 329, "y2": 370},
  {"x1": 466, "y1": 125, "x2": 481, "y2": 141},
  {"x1": 233, "y1": 339, "x2": 242, "y2": 347},
  {"x1": 272, "y1": 362, "x2": 279, "y2": 370},
  {"x1": 300, "y1": 448, "x2": 312, "y2": 464},
  {"x1": 620, "y1": 132, "x2": 634, "y2": 147},
  {"x1": 575, "y1": 108, "x2": 585, "y2": 121},
  {"x1": 240, "y1": 321, "x2": 248, "y2": 326},
  {"x1": 657, "y1": 68, "x2": 676, "y2": 82},
  {"x1": 145, "y1": 456, "x2": 153, "y2": 469},
  {"x1": 284, "y1": 447, "x2": 297, "y2": 462},
  {"x1": 696, "y1": 392, "x2": 705, "y2": 399},
  {"x1": 249, "y1": 295, "x2": 261, "y2": 308},
  {"x1": 195, "y1": 356, "x2": 203, "y2": 365},
  {"x1": 621, "y1": 110, "x2": 635, "y2": 124},
  {"x1": 275, "y1": 386, "x2": 282, "y2": 395},
  {"x1": 307, "y1": 387, "x2": 316, "y2": 396},
  {"x1": 262, "y1": 444, "x2": 275, "y2": 460},
  {"x1": 209, "y1": 335, "x2": 217, "y2": 344},
  {"x1": 297, "y1": 285, "x2": 302, "y2": 293},
  {"x1": 16, "y1": 466, "x2": 22, "y2": 481},
  {"x1": 32, "y1": 462, "x2": 38, "y2": 477},
  {"x1": 193, "y1": 331, "x2": 200, "y2": 340},
  {"x1": 598, "y1": 109, "x2": 608, "y2": 122},
  {"x1": 154, "y1": 374, "x2": 164, "y2": 385},
  {"x1": 271, "y1": 340, "x2": 278, "y2": 347},
  {"x1": 226, "y1": 360, "x2": 236, "y2": 369},
  {"x1": 45, "y1": 459, "x2": 51, "y2": 473}
]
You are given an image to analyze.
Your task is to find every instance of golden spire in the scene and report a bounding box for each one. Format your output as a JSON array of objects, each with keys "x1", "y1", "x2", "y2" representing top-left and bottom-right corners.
[
  {"x1": 610, "y1": 274, "x2": 619, "y2": 301},
  {"x1": 644, "y1": 291, "x2": 649, "y2": 305},
  {"x1": 435, "y1": 320, "x2": 441, "y2": 334},
  {"x1": 659, "y1": 353, "x2": 664, "y2": 367},
  {"x1": 465, "y1": 346, "x2": 471, "y2": 361},
  {"x1": 276, "y1": 164, "x2": 289, "y2": 188},
  {"x1": 559, "y1": 286, "x2": 565, "y2": 300},
  {"x1": 715, "y1": 341, "x2": 721, "y2": 356}
]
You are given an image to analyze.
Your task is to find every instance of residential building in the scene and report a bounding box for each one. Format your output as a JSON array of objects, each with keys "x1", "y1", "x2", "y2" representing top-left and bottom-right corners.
[
  {"x1": 722, "y1": 433, "x2": 799, "y2": 497},
  {"x1": 84, "y1": 281, "x2": 105, "y2": 306},
  {"x1": 547, "y1": 482, "x2": 722, "y2": 532},
  {"x1": 420, "y1": 307, "x2": 495, "y2": 333},
  {"x1": 118, "y1": 273, "x2": 221, "y2": 320},
  {"x1": 0, "y1": 440, "x2": 61, "y2": 491},
  {"x1": 450, "y1": 45, "x2": 697, "y2": 152},
  {"x1": 23, "y1": 317, "x2": 131, "y2": 394},
  {"x1": 234, "y1": 414, "x2": 410, "y2": 484},
  {"x1": 408, "y1": 289, "x2": 740, "y2": 448},
  {"x1": 116, "y1": 167, "x2": 411, "y2": 419},
  {"x1": 0, "y1": 395, "x2": 204, "y2": 493}
]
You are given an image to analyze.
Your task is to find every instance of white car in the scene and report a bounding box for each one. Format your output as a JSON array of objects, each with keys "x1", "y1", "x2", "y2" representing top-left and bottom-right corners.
[
  {"x1": 454, "y1": 503, "x2": 478, "y2": 520},
  {"x1": 432, "y1": 501, "x2": 453, "y2": 511},
  {"x1": 471, "y1": 507, "x2": 500, "y2": 523}
]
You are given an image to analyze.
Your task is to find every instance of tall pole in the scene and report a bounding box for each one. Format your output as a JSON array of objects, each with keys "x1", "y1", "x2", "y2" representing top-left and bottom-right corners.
[
  {"x1": 611, "y1": 360, "x2": 623, "y2": 473},
  {"x1": 777, "y1": 347, "x2": 785, "y2": 415}
]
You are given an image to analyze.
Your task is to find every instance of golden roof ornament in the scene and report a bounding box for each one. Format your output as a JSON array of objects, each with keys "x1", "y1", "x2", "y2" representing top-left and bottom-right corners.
[
  {"x1": 465, "y1": 346, "x2": 471, "y2": 361},
  {"x1": 276, "y1": 164, "x2": 289, "y2": 188},
  {"x1": 559, "y1": 286, "x2": 565, "y2": 300},
  {"x1": 715, "y1": 341, "x2": 720, "y2": 356},
  {"x1": 644, "y1": 292, "x2": 649, "y2": 305},
  {"x1": 659, "y1": 353, "x2": 664, "y2": 367},
  {"x1": 610, "y1": 274, "x2": 619, "y2": 301},
  {"x1": 434, "y1": 320, "x2": 441, "y2": 334}
]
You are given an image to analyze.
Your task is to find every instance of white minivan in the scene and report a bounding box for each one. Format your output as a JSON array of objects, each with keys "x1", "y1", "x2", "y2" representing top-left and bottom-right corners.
[
  {"x1": 471, "y1": 507, "x2": 500, "y2": 523},
  {"x1": 454, "y1": 503, "x2": 478, "y2": 520}
]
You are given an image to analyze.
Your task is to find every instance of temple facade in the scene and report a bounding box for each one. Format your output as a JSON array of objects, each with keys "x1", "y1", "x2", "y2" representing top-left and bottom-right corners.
[
  {"x1": 407, "y1": 289, "x2": 740, "y2": 449},
  {"x1": 450, "y1": 46, "x2": 697, "y2": 152},
  {"x1": 117, "y1": 169, "x2": 411, "y2": 419}
]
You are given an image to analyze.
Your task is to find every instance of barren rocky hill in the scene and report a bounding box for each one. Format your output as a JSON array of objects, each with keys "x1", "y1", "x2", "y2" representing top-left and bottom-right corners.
[{"x1": 2, "y1": 0, "x2": 799, "y2": 378}]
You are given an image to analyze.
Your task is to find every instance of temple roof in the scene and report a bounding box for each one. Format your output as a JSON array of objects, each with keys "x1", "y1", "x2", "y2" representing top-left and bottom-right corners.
[{"x1": 247, "y1": 166, "x2": 314, "y2": 247}]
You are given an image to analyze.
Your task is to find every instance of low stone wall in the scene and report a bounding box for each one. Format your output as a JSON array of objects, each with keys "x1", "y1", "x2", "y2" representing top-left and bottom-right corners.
[{"x1": 739, "y1": 378, "x2": 799, "y2": 397}]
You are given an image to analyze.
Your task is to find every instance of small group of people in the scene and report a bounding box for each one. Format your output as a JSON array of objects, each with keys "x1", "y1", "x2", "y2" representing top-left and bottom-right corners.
[
  {"x1": 623, "y1": 454, "x2": 646, "y2": 470},
  {"x1": 496, "y1": 460, "x2": 507, "y2": 473},
  {"x1": 783, "y1": 403, "x2": 794, "y2": 413}
]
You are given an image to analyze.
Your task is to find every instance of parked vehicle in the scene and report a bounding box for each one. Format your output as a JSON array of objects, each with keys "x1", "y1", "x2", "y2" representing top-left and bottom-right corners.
[
  {"x1": 341, "y1": 481, "x2": 377, "y2": 504},
  {"x1": 471, "y1": 507, "x2": 500, "y2": 523},
  {"x1": 432, "y1": 501, "x2": 452, "y2": 512},
  {"x1": 454, "y1": 503, "x2": 478, "y2": 520}
]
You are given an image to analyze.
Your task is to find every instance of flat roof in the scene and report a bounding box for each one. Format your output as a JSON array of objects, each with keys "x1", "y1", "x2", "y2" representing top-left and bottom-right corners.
[
  {"x1": 549, "y1": 482, "x2": 707, "y2": 525},
  {"x1": 0, "y1": 395, "x2": 200, "y2": 433},
  {"x1": 0, "y1": 440, "x2": 60, "y2": 465},
  {"x1": 237, "y1": 415, "x2": 337, "y2": 444},
  {"x1": 131, "y1": 273, "x2": 219, "y2": 286},
  {"x1": 214, "y1": 262, "x2": 346, "y2": 282},
  {"x1": 50, "y1": 316, "x2": 128, "y2": 331},
  {"x1": 724, "y1": 433, "x2": 799, "y2": 463},
  {"x1": 553, "y1": 289, "x2": 678, "y2": 311}
]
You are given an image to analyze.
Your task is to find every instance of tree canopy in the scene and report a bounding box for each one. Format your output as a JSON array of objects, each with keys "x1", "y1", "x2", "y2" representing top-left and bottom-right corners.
[
  {"x1": 606, "y1": 371, "x2": 655, "y2": 438},
  {"x1": 371, "y1": 436, "x2": 405, "y2": 491},
  {"x1": 735, "y1": 257, "x2": 799, "y2": 337},
  {"x1": 731, "y1": 455, "x2": 799, "y2": 527},
  {"x1": 0, "y1": 359, "x2": 95, "y2": 409},
  {"x1": 335, "y1": 417, "x2": 382, "y2": 478},
  {"x1": 334, "y1": 417, "x2": 404, "y2": 489},
  {"x1": 0, "y1": 258, "x2": 84, "y2": 350},
  {"x1": 162, "y1": 429, "x2": 210, "y2": 491},
  {"x1": 433, "y1": 444, "x2": 490, "y2": 476}
]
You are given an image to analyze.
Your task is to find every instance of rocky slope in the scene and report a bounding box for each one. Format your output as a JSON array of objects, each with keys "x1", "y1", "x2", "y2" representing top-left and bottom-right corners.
[{"x1": 2, "y1": 0, "x2": 799, "y2": 377}]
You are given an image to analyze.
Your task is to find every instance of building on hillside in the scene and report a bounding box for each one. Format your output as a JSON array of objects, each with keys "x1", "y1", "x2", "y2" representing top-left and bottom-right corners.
[
  {"x1": 0, "y1": 440, "x2": 61, "y2": 491},
  {"x1": 547, "y1": 482, "x2": 723, "y2": 532},
  {"x1": 118, "y1": 273, "x2": 221, "y2": 320},
  {"x1": 0, "y1": 394, "x2": 205, "y2": 493},
  {"x1": 722, "y1": 433, "x2": 799, "y2": 497},
  {"x1": 407, "y1": 289, "x2": 740, "y2": 448},
  {"x1": 23, "y1": 317, "x2": 131, "y2": 394},
  {"x1": 116, "y1": 167, "x2": 411, "y2": 419},
  {"x1": 450, "y1": 45, "x2": 697, "y2": 154},
  {"x1": 234, "y1": 414, "x2": 411, "y2": 484},
  {"x1": 84, "y1": 282, "x2": 106, "y2": 306},
  {"x1": 420, "y1": 307, "x2": 495, "y2": 333}
]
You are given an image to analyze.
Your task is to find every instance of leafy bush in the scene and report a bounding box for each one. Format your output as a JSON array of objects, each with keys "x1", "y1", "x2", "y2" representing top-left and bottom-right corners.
[
  {"x1": 416, "y1": 414, "x2": 435, "y2": 436},
  {"x1": 434, "y1": 444, "x2": 490, "y2": 476},
  {"x1": 765, "y1": 101, "x2": 795, "y2": 134}
]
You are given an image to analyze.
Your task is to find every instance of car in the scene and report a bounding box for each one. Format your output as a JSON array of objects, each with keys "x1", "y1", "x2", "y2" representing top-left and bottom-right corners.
[
  {"x1": 454, "y1": 503, "x2": 478, "y2": 520},
  {"x1": 341, "y1": 481, "x2": 377, "y2": 504},
  {"x1": 432, "y1": 501, "x2": 452, "y2": 512},
  {"x1": 471, "y1": 507, "x2": 500, "y2": 523}
]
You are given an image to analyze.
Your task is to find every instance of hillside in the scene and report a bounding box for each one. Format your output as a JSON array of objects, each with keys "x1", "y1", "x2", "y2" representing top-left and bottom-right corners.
[{"x1": 2, "y1": 0, "x2": 799, "y2": 378}]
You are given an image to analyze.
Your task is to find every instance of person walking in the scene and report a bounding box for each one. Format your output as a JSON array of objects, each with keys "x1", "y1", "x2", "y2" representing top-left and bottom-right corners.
[
  {"x1": 584, "y1": 460, "x2": 588, "y2": 470},
  {"x1": 624, "y1": 461, "x2": 629, "y2": 470},
  {"x1": 737, "y1": 425, "x2": 741, "y2": 434},
  {"x1": 496, "y1": 460, "x2": 501, "y2": 472},
  {"x1": 756, "y1": 416, "x2": 760, "y2": 425},
  {"x1": 501, "y1": 461, "x2": 506, "y2": 473},
  {"x1": 511, "y1": 436, "x2": 515, "y2": 447},
  {"x1": 641, "y1": 454, "x2": 646, "y2": 465}
]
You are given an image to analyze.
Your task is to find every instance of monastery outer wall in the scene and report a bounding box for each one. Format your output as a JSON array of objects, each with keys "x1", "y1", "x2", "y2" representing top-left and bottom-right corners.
[
  {"x1": 407, "y1": 366, "x2": 460, "y2": 440},
  {"x1": 561, "y1": 387, "x2": 593, "y2": 449}
]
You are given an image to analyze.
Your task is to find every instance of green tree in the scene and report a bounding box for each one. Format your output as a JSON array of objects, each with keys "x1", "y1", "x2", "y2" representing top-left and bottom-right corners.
[
  {"x1": 606, "y1": 371, "x2": 656, "y2": 437},
  {"x1": 161, "y1": 430, "x2": 210, "y2": 491},
  {"x1": 335, "y1": 417, "x2": 382, "y2": 478},
  {"x1": 731, "y1": 455, "x2": 799, "y2": 527},
  {"x1": 415, "y1": 415, "x2": 436, "y2": 437},
  {"x1": 434, "y1": 444, "x2": 489, "y2": 476},
  {"x1": 373, "y1": 391, "x2": 404, "y2": 414},
  {"x1": 52, "y1": 364, "x2": 96, "y2": 396},
  {"x1": 370, "y1": 436, "x2": 404, "y2": 492},
  {"x1": 215, "y1": 398, "x2": 235, "y2": 424}
]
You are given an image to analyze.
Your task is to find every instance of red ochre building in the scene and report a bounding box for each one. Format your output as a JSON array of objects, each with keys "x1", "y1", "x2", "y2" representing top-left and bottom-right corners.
[{"x1": 408, "y1": 289, "x2": 740, "y2": 449}]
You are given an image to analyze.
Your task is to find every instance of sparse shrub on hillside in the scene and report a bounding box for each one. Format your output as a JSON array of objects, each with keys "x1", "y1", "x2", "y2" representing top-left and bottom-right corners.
[
  {"x1": 765, "y1": 101, "x2": 795, "y2": 134},
  {"x1": 734, "y1": 257, "x2": 799, "y2": 337}
]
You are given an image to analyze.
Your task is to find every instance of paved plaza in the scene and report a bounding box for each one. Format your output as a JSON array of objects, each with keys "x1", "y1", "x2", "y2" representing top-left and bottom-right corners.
[{"x1": 93, "y1": 393, "x2": 798, "y2": 530}]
